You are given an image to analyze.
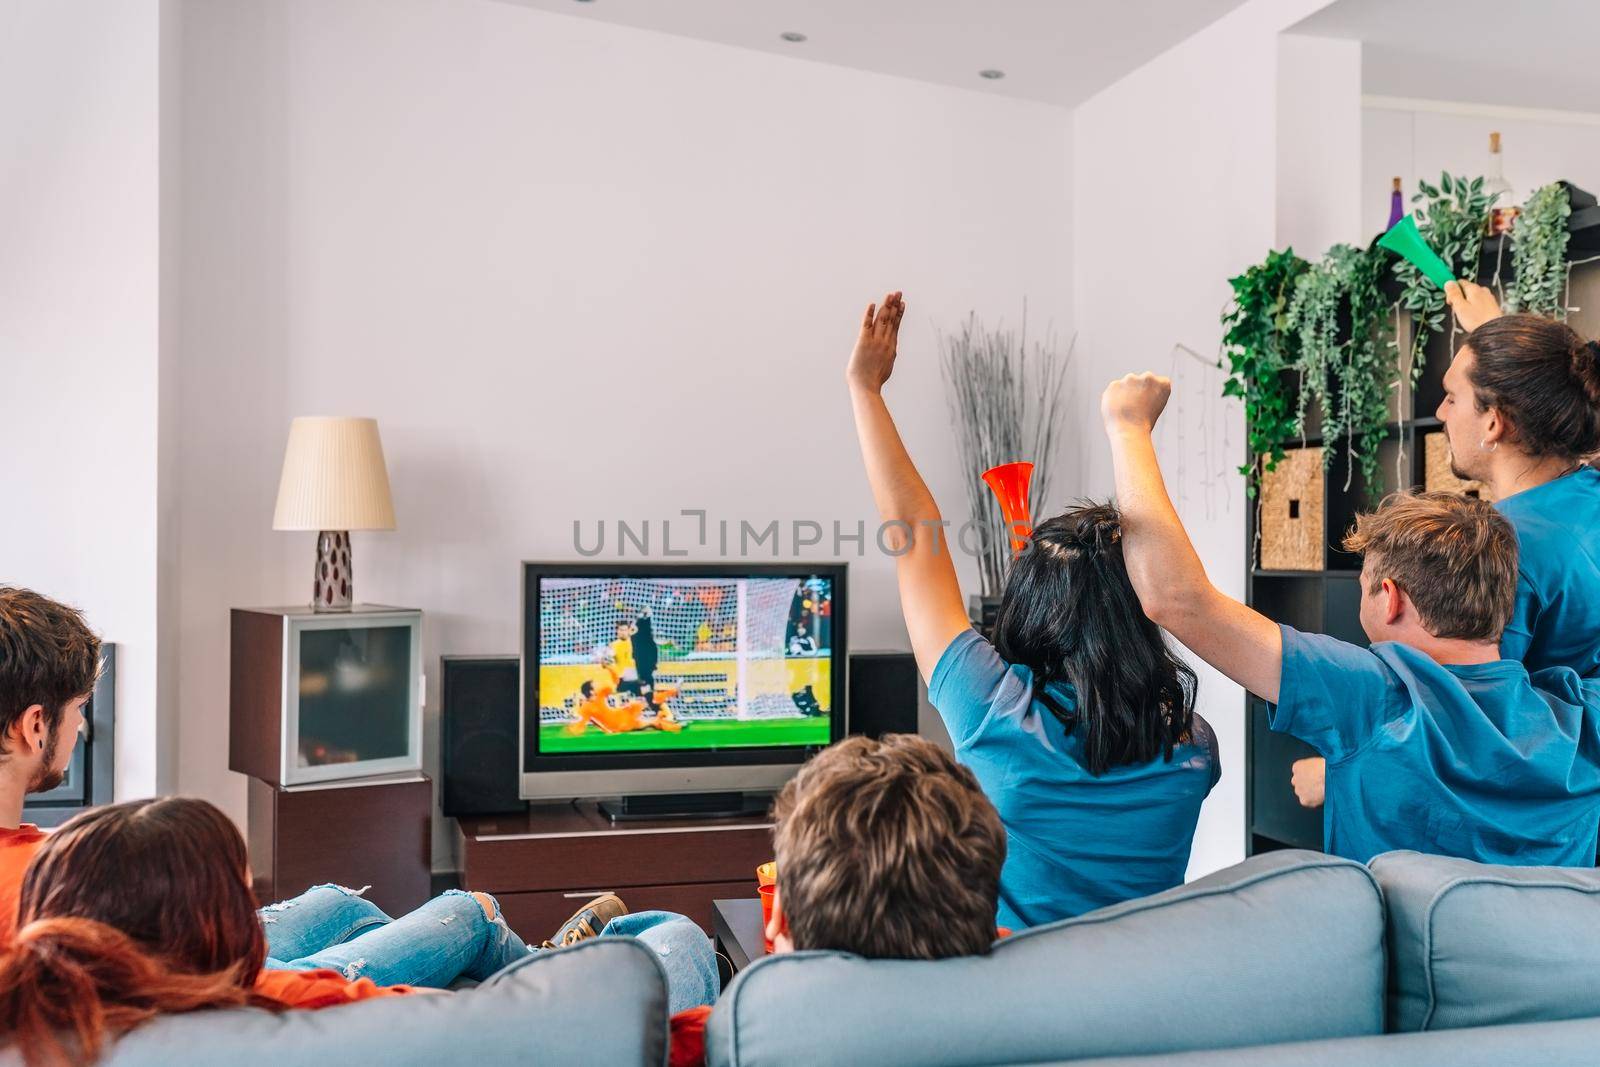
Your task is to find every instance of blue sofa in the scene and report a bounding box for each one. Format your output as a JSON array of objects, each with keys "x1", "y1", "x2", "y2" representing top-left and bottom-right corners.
[
  {"x1": 0, "y1": 936, "x2": 671, "y2": 1067},
  {"x1": 707, "y1": 849, "x2": 1600, "y2": 1066},
  {"x1": 20, "y1": 849, "x2": 1600, "y2": 1065}
]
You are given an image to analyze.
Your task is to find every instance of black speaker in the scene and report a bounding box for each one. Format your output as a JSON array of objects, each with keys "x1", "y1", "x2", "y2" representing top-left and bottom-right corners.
[
  {"x1": 847, "y1": 650, "x2": 921, "y2": 740},
  {"x1": 441, "y1": 655, "x2": 527, "y2": 817}
]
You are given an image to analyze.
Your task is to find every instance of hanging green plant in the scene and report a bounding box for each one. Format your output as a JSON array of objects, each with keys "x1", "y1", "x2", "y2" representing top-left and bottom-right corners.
[
  {"x1": 1220, "y1": 248, "x2": 1309, "y2": 496},
  {"x1": 1390, "y1": 174, "x2": 1493, "y2": 384},
  {"x1": 1287, "y1": 244, "x2": 1395, "y2": 493},
  {"x1": 1506, "y1": 182, "x2": 1572, "y2": 318}
]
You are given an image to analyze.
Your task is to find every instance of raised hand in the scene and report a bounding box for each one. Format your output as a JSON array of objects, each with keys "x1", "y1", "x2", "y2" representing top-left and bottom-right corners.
[
  {"x1": 1444, "y1": 280, "x2": 1502, "y2": 333},
  {"x1": 1100, "y1": 372, "x2": 1172, "y2": 434},
  {"x1": 846, "y1": 291, "x2": 905, "y2": 394}
]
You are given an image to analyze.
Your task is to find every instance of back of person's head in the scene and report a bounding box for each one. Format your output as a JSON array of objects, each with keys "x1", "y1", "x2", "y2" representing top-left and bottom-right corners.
[
  {"x1": 991, "y1": 502, "x2": 1197, "y2": 775},
  {"x1": 0, "y1": 797, "x2": 277, "y2": 1066},
  {"x1": 1465, "y1": 315, "x2": 1600, "y2": 460},
  {"x1": 772, "y1": 734, "x2": 1003, "y2": 960},
  {"x1": 1344, "y1": 491, "x2": 1518, "y2": 642},
  {"x1": 0, "y1": 587, "x2": 101, "y2": 756}
]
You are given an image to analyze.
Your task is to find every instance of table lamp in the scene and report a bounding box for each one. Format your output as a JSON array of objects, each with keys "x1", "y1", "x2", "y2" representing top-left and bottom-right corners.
[{"x1": 272, "y1": 416, "x2": 396, "y2": 612}]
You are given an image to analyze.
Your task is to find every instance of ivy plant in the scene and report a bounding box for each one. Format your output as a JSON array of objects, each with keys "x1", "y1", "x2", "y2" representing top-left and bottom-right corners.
[
  {"x1": 1507, "y1": 182, "x2": 1572, "y2": 318},
  {"x1": 1220, "y1": 248, "x2": 1309, "y2": 496},
  {"x1": 1391, "y1": 173, "x2": 1493, "y2": 383},
  {"x1": 1288, "y1": 243, "x2": 1393, "y2": 493}
]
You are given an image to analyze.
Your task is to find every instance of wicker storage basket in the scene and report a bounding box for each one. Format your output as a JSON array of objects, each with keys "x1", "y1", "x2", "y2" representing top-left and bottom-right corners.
[
  {"x1": 1424, "y1": 432, "x2": 1493, "y2": 502},
  {"x1": 1259, "y1": 447, "x2": 1325, "y2": 571}
]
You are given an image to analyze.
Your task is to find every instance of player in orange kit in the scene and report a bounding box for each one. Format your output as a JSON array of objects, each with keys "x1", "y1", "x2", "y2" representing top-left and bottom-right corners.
[{"x1": 565, "y1": 669, "x2": 684, "y2": 735}]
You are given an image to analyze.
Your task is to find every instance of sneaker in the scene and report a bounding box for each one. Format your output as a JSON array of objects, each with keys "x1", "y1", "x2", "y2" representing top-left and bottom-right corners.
[{"x1": 543, "y1": 892, "x2": 628, "y2": 948}]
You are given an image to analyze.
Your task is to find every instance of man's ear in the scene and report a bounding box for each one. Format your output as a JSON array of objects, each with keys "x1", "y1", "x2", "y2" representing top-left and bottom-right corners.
[
  {"x1": 767, "y1": 884, "x2": 793, "y2": 954},
  {"x1": 1482, "y1": 406, "x2": 1506, "y2": 448},
  {"x1": 8, "y1": 705, "x2": 45, "y2": 754},
  {"x1": 1381, "y1": 578, "x2": 1406, "y2": 627}
]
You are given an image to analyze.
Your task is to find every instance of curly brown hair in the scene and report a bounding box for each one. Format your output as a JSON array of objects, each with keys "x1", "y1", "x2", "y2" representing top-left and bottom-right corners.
[
  {"x1": 0, "y1": 587, "x2": 101, "y2": 758},
  {"x1": 772, "y1": 734, "x2": 1004, "y2": 960}
]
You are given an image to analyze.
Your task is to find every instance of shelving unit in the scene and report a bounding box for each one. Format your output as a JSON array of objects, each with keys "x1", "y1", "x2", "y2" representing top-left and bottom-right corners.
[{"x1": 1244, "y1": 203, "x2": 1600, "y2": 857}]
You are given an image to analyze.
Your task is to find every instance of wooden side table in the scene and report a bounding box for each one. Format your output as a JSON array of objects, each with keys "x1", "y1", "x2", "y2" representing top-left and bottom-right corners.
[{"x1": 247, "y1": 773, "x2": 432, "y2": 917}]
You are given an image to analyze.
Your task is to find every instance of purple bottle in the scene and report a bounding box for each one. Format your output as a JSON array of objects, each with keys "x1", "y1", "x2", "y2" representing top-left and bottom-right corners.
[{"x1": 1387, "y1": 176, "x2": 1404, "y2": 229}]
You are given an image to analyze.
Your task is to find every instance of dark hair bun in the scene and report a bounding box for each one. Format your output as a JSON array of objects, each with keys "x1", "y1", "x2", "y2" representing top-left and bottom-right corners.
[{"x1": 1578, "y1": 339, "x2": 1600, "y2": 406}]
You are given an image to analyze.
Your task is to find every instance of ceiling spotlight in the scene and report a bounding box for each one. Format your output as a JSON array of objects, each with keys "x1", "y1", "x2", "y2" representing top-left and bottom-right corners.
[
  {"x1": 780, "y1": 31, "x2": 807, "y2": 43},
  {"x1": 979, "y1": 69, "x2": 1005, "y2": 80}
]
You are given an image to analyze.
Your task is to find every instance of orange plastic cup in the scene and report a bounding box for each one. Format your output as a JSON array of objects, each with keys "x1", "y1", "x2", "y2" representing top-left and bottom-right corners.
[
  {"x1": 756, "y1": 861, "x2": 777, "y2": 888},
  {"x1": 757, "y1": 883, "x2": 776, "y2": 954}
]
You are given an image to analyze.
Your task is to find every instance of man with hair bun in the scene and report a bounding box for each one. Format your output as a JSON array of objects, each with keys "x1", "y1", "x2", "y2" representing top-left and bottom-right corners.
[{"x1": 1441, "y1": 280, "x2": 1600, "y2": 677}]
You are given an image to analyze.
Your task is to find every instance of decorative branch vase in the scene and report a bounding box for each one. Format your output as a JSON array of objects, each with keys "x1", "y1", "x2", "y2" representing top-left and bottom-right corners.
[{"x1": 313, "y1": 530, "x2": 353, "y2": 612}]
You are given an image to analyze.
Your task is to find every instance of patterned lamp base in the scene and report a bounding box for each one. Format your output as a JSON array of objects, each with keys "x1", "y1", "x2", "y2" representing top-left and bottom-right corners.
[{"x1": 313, "y1": 530, "x2": 354, "y2": 612}]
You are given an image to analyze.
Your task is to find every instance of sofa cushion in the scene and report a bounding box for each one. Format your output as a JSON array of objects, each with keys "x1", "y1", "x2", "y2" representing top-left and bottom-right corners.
[
  {"x1": 1370, "y1": 850, "x2": 1600, "y2": 1032},
  {"x1": 1055, "y1": 1015, "x2": 1600, "y2": 1067},
  {"x1": 706, "y1": 850, "x2": 1385, "y2": 1067},
  {"x1": 0, "y1": 936, "x2": 669, "y2": 1067}
]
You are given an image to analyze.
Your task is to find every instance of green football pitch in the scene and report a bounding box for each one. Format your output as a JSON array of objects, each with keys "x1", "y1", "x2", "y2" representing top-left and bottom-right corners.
[{"x1": 539, "y1": 716, "x2": 831, "y2": 753}]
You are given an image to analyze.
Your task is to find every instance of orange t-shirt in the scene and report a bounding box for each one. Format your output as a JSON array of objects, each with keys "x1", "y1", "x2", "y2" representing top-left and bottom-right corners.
[
  {"x1": 670, "y1": 1005, "x2": 712, "y2": 1067},
  {"x1": 254, "y1": 969, "x2": 415, "y2": 1009},
  {"x1": 0, "y1": 825, "x2": 47, "y2": 944}
]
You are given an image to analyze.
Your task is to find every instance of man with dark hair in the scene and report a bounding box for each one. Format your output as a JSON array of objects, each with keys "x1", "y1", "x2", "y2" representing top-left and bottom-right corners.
[
  {"x1": 0, "y1": 586, "x2": 102, "y2": 940},
  {"x1": 1102, "y1": 372, "x2": 1600, "y2": 867},
  {"x1": 1440, "y1": 280, "x2": 1600, "y2": 677}
]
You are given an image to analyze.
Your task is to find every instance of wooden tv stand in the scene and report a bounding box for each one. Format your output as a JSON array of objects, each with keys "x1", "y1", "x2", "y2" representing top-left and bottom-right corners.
[{"x1": 456, "y1": 802, "x2": 773, "y2": 937}]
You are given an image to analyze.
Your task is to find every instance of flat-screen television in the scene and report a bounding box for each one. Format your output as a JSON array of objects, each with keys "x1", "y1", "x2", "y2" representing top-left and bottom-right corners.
[{"x1": 520, "y1": 562, "x2": 846, "y2": 803}]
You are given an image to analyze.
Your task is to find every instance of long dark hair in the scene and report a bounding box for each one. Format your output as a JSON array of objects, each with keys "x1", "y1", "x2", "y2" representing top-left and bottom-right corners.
[
  {"x1": 1467, "y1": 315, "x2": 1600, "y2": 459},
  {"x1": 0, "y1": 797, "x2": 283, "y2": 1065},
  {"x1": 991, "y1": 502, "x2": 1197, "y2": 776}
]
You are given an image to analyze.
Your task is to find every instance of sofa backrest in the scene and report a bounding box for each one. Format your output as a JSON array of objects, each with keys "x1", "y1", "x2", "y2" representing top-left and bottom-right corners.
[
  {"x1": 0, "y1": 936, "x2": 669, "y2": 1067},
  {"x1": 706, "y1": 850, "x2": 1385, "y2": 1067},
  {"x1": 1050, "y1": 1015, "x2": 1600, "y2": 1067},
  {"x1": 1371, "y1": 849, "x2": 1600, "y2": 1033}
]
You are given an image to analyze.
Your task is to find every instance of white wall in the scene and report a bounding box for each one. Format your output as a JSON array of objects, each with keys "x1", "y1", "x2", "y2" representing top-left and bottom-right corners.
[
  {"x1": 1072, "y1": 0, "x2": 1338, "y2": 879},
  {"x1": 1363, "y1": 100, "x2": 1600, "y2": 242},
  {"x1": 0, "y1": 0, "x2": 174, "y2": 797},
  {"x1": 175, "y1": 0, "x2": 1075, "y2": 869},
  {"x1": 1276, "y1": 35, "x2": 1362, "y2": 256}
]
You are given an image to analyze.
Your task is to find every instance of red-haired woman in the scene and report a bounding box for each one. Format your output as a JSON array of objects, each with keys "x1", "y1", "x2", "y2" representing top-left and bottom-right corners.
[{"x1": 0, "y1": 797, "x2": 541, "y2": 1064}]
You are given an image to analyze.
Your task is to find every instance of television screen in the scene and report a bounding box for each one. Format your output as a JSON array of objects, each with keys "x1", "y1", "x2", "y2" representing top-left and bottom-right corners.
[{"x1": 532, "y1": 573, "x2": 835, "y2": 755}]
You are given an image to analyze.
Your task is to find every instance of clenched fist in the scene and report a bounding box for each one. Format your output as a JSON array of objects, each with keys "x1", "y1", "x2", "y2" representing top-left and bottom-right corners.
[
  {"x1": 1100, "y1": 372, "x2": 1172, "y2": 434},
  {"x1": 1291, "y1": 757, "x2": 1325, "y2": 809}
]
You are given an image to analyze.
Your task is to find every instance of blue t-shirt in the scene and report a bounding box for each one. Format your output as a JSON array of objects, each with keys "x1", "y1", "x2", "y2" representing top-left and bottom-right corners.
[
  {"x1": 1270, "y1": 625, "x2": 1600, "y2": 866},
  {"x1": 929, "y1": 629, "x2": 1219, "y2": 930},
  {"x1": 1498, "y1": 465, "x2": 1600, "y2": 678}
]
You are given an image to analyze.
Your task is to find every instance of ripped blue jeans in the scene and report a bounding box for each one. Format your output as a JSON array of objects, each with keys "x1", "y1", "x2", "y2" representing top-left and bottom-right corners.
[
  {"x1": 259, "y1": 885, "x2": 720, "y2": 1013},
  {"x1": 259, "y1": 885, "x2": 530, "y2": 988}
]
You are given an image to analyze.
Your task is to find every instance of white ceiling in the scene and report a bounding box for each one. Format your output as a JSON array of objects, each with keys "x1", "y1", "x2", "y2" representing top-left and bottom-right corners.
[
  {"x1": 496, "y1": 0, "x2": 1254, "y2": 107},
  {"x1": 1294, "y1": 0, "x2": 1600, "y2": 113}
]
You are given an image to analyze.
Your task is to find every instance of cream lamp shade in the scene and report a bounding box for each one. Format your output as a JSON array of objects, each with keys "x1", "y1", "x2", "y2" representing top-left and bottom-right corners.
[{"x1": 272, "y1": 417, "x2": 396, "y2": 532}]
